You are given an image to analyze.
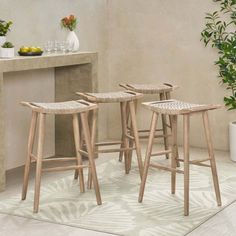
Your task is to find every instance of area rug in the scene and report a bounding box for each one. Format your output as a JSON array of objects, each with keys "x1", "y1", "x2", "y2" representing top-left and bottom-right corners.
[{"x1": 0, "y1": 150, "x2": 236, "y2": 236}]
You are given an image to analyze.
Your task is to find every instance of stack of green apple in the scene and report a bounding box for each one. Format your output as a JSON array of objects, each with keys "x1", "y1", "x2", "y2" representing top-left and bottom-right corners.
[{"x1": 19, "y1": 46, "x2": 43, "y2": 54}]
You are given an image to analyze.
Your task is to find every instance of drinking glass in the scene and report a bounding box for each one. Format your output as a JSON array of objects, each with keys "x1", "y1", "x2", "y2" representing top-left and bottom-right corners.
[
  {"x1": 59, "y1": 41, "x2": 67, "y2": 53},
  {"x1": 53, "y1": 40, "x2": 59, "y2": 53},
  {"x1": 44, "y1": 41, "x2": 53, "y2": 54}
]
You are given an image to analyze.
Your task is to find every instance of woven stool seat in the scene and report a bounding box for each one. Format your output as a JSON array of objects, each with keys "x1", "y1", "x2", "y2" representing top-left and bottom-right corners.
[
  {"x1": 120, "y1": 83, "x2": 178, "y2": 94},
  {"x1": 143, "y1": 100, "x2": 222, "y2": 115},
  {"x1": 77, "y1": 91, "x2": 143, "y2": 103},
  {"x1": 21, "y1": 100, "x2": 97, "y2": 114}
]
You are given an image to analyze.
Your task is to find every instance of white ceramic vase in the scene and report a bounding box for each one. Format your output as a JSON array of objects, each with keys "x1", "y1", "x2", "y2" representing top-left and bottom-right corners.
[
  {"x1": 229, "y1": 121, "x2": 236, "y2": 161},
  {"x1": 66, "y1": 31, "x2": 79, "y2": 52},
  {"x1": 0, "y1": 36, "x2": 6, "y2": 46},
  {"x1": 0, "y1": 47, "x2": 15, "y2": 58}
]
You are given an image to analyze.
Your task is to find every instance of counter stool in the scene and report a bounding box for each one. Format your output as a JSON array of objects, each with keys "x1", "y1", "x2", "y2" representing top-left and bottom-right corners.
[
  {"x1": 21, "y1": 100, "x2": 102, "y2": 213},
  {"x1": 77, "y1": 90, "x2": 144, "y2": 185},
  {"x1": 119, "y1": 83, "x2": 179, "y2": 161},
  {"x1": 138, "y1": 99, "x2": 222, "y2": 216}
]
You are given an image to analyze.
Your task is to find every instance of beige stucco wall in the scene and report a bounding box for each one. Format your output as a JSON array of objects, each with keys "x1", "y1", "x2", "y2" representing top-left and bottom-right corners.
[{"x1": 106, "y1": 0, "x2": 234, "y2": 151}]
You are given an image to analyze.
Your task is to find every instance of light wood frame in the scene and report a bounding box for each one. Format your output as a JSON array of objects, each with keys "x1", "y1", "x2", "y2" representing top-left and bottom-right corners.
[
  {"x1": 22, "y1": 108, "x2": 102, "y2": 213},
  {"x1": 138, "y1": 110, "x2": 222, "y2": 216}
]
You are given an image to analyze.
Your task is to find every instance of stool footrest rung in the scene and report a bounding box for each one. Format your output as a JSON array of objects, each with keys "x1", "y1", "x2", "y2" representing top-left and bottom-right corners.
[
  {"x1": 137, "y1": 128, "x2": 163, "y2": 133},
  {"x1": 97, "y1": 147, "x2": 136, "y2": 154},
  {"x1": 139, "y1": 134, "x2": 171, "y2": 139},
  {"x1": 78, "y1": 150, "x2": 89, "y2": 157},
  {"x1": 177, "y1": 158, "x2": 211, "y2": 167},
  {"x1": 125, "y1": 134, "x2": 135, "y2": 140},
  {"x1": 151, "y1": 150, "x2": 172, "y2": 157},
  {"x1": 95, "y1": 141, "x2": 122, "y2": 146},
  {"x1": 30, "y1": 155, "x2": 77, "y2": 162},
  {"x1": 43, "y1": 157, "x2": 77, "y2": 162},
  {"x1": 42, "y1": 165, "x2": 89, "y2": 172},
  {"x1": 149, "y1": 163, "x2": 184, "y2": 174}
]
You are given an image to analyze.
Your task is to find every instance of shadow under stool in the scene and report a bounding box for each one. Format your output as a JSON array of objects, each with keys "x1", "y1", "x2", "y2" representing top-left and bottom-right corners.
[
  {"x1": 138, "y1": 99, "x2": 222, "y2": 216},
  {"x1": 21, "y1": 100, "x2": 102, "y2": 213},
  {"x1": 77, "y1": 90, "x2": 144, "y2": 187},
  {"x1": 119, "y1": 83, "x2": 179, "y2": 161}
]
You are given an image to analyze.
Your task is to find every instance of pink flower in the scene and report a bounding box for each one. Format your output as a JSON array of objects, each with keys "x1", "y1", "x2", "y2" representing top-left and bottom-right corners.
[{"x1": 61, "y1": 14, "x2": 77, "y2": 31}]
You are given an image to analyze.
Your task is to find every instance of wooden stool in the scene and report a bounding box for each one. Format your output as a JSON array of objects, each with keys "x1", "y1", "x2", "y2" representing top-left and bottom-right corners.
[
  {"x1": 21, "y1": 100, "x2": 102, "y2": 213},
  {"x1": 77, "y1": 90, "x2": 144, "y2": 184},
  {"x1": 120, "y1": 83, "x2": 179, "y2": 160},
  {"x1": 138, "y1": 99, "x2": 222, "y2": 216}
]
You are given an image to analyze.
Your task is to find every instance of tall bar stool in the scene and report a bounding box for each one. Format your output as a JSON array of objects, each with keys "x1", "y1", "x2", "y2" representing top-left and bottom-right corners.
[
  {"x1": 138, "y1": 99, "x2": 222, "y2": 216},
  {"x1": 76, "y1": 90, "x2": 144, "y2": 183},
  {"x1": 119, "y1": 83, "x2": 179, "y2": 160},
  {"x1": 21, "y1": 100, "x2": 102, "y2": 213}
]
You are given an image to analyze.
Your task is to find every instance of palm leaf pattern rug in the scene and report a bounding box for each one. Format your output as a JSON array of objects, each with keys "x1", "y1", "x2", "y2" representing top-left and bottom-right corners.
[{"x1": 0, "y1": 151, "x2": 235, "y2": 236}]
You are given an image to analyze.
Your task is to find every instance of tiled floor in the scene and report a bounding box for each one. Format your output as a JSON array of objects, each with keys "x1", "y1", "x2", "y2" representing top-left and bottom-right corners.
[{"x1": 0, "y1": 146, "x2": 235, "y2": 236}]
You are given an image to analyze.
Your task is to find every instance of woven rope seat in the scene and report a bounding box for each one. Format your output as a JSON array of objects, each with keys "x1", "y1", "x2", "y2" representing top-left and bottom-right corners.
[
  {"x1": 143, "y1": 100, "x2": 222, "y2": 115},
  {"x1": 21, "y1": 100, "x2": 97, "y2": 114},
  {"x1": 77, "y1": 91, "x2": 143, "y2": 103},
  {"x1": 120, "y1": 83, "x2": 179, "y2": 94}
]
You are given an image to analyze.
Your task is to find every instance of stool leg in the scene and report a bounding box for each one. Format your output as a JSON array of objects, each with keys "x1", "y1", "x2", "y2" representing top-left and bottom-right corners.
[
  {"x1": 165, "y1": 91, "x2": 173, "y2": 130},
  {"x1": 127, "y1": 99, "x2": 138, "y2": 171},
  {"x1": 183, "y1": 114, "x2": 190, "y2": 216},
  {"x1": 125, "y1": 103, "x2": 132, "y2": 171},
  {"x1": 91, "y1": 110, "x2": 97, "y2": 152},
  {"x1": 34, "y1": 113, "x2": 46, "y2": 213},
  {"x1": 80, "y1": 112, "x2": 102, "y2": 205},
  {"x1": 87, "y1": 109, "x2": 97, "y2": 189},
  {"x1": 73, "y1": 114, "x2": 80, "y2": 180},
  {"x1": 22, "y1": 111, "x2": 38, "y2": 200},
  {"x1": 72, "y1": 114, "x2": 85, "y2": 193},
  {"x1": 139, "y1": 112, "x2": 159, "y2": 203},
  {"x1": 120, "y1": 102, "x2": 130, "y2": 174},
  {"x1": 171, "y1": 115, "x2": 178, "y2": 194},
  {"x1": 119, "y1": 102, "x2": 129, "y2": 162},
  {"x1": 128, "y1": 125, "x2": 134, "y2": 171},
  {"x1": 202, "y1": 111, "x2": 222, "y2": 206},
  {"x1": 166, "y1": 92, "x2": 180, "y2": 167},
  {"x1": 160, "y1": 92, "x2": 169, "y2": 159},
  {"x1": 118, "y1": 142, "x2": 123, "y2": 162},
  {"x1": 129, "y1": 100, "x2": 143, "y2": 178}
]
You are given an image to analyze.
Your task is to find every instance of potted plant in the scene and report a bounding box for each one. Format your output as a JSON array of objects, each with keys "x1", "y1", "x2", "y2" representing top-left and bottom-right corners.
[
  {"x1": 0, "y1": 20, "x2": 13, "y2": 46},
  {"x1": 61, "y1": 14, "x2": 79, "y2": 52},
  {"x1": 201, "y1": 0, "x2": 236, "y2": 161},
  {"x1": 0, "y1": 41, "x2": 15, "y2": 58}
]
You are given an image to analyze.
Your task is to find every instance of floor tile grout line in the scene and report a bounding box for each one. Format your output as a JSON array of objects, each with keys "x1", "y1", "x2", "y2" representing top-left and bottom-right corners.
[
  {"x1": 185, "y1": 198, "x2": 236, "y2": 235},
  {"x1": 0, "y1": 211, "x2": 119, "y2": 236}
]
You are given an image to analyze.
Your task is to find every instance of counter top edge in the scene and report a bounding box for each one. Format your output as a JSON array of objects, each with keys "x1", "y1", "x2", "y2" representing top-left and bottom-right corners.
[{"x1": 0, "y1": 51, "x2": 98, "y2": 73}]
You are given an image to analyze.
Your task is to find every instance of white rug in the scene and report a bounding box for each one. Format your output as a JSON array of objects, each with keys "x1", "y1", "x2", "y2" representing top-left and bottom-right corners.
[{"x1": 0, "y1": 152, "x2": 235, "y2": 236}]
